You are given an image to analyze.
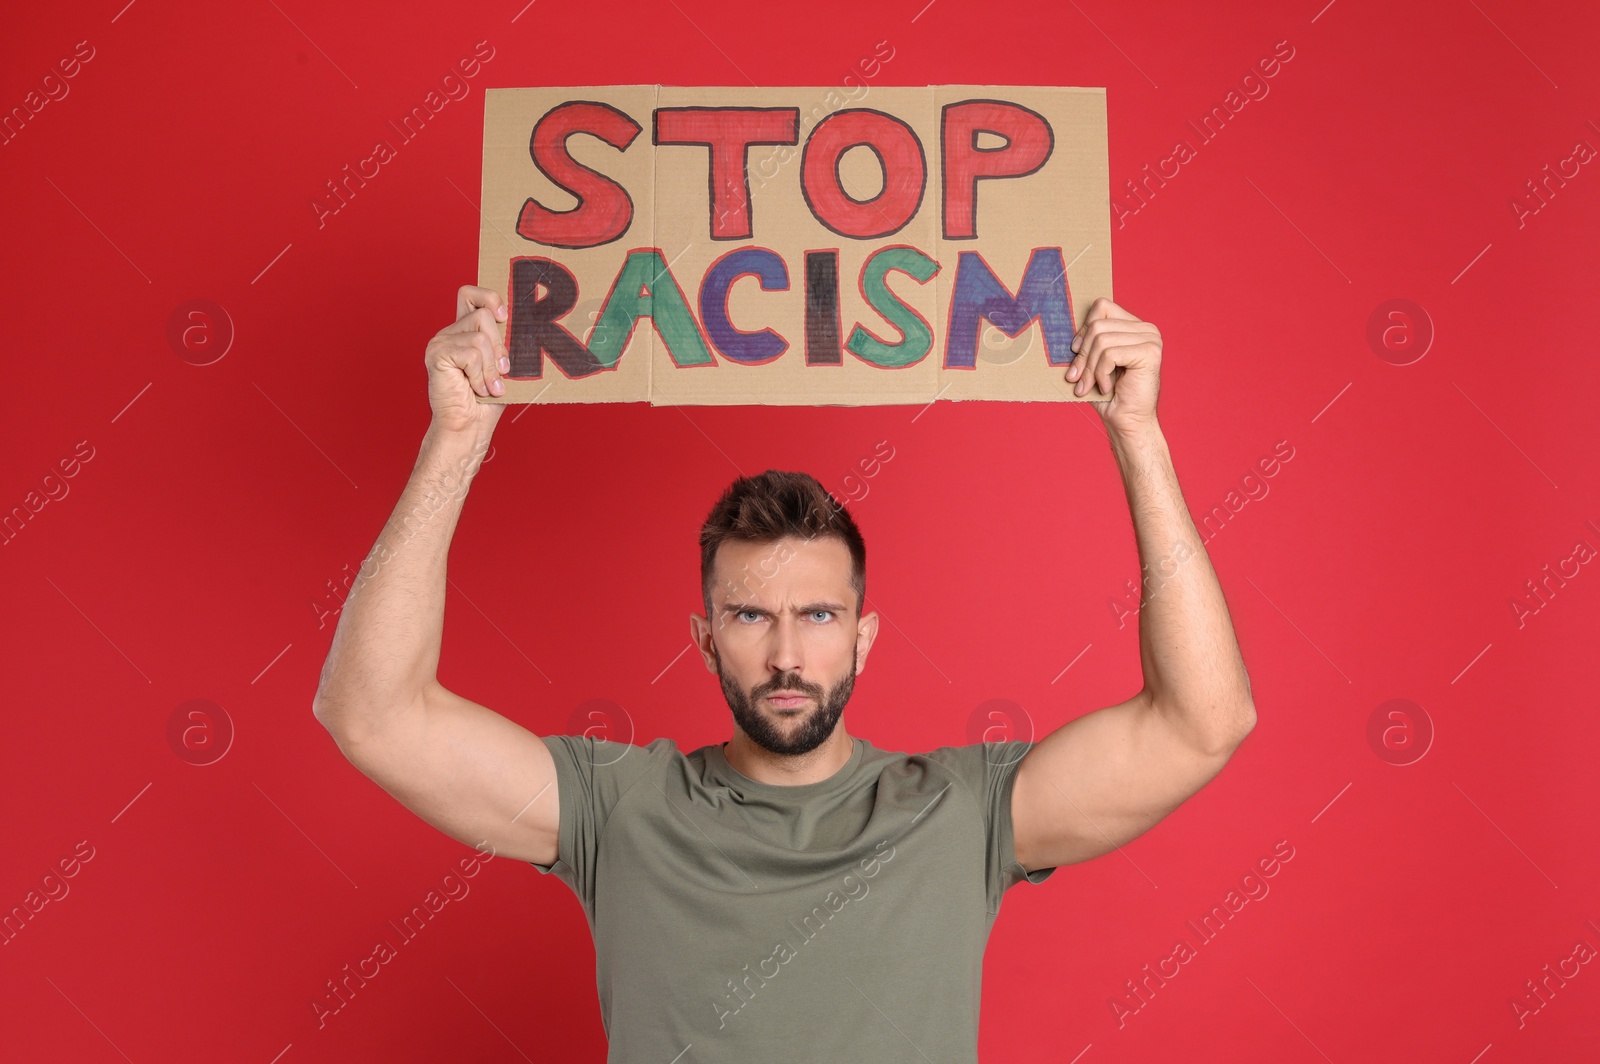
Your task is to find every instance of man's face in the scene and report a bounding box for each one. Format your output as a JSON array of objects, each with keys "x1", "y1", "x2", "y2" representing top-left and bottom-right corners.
[{"x1": 691, "y1": 535, "x2": 878, "y2": 757}]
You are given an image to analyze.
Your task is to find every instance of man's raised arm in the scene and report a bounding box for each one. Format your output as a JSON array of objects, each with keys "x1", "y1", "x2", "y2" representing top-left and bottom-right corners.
[
  {"x1": 312, "y1": 285, "x2": 561, "y2": 865},
  {"x1": 1012, "y1": 298, "x2": 1256, "y2": 872}
]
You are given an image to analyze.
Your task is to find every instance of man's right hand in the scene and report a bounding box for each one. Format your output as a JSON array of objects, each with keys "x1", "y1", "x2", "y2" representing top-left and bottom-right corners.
[{"x1": 426, "y1": 285, "x2": 511, "y2": 436}]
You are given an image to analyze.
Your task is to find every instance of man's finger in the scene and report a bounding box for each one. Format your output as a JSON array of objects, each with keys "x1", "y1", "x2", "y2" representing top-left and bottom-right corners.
[
  {"x1": 453, "y1": 333, "x2": 493, "y2": 397},
  {"x1": 444, "y1": 306, "x2": 505, "y2": 343},
  {"x1": 1075, "y1": 320, "x2": 1152, "y2": 361},
  {"x1": 443, "y1": 308, "x2": 510, "y2": 372},
  {"x1": 1085, "y1": 296, "x2": 1141, "y2": 323},
  {"x1": 473, "y1": 331, "x2": 506, "y2": 396},
  {"x1": 457, "y1": 285, "x2": 508, "y2": 323}
]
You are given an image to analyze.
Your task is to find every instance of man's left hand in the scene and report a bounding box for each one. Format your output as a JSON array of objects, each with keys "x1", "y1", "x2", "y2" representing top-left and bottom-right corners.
[{"x1": 1066, "y1": 297, "x2": 1163, "y2": 436}]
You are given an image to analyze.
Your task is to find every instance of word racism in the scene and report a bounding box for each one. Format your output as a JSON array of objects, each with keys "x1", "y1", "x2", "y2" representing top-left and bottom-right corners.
[
  {"x1": 477, "y1": 84, "x2": 1114, "y2": 405},
  {"x1": 1111, "y1": 839, "x2": 1295, "y2": 1027}
]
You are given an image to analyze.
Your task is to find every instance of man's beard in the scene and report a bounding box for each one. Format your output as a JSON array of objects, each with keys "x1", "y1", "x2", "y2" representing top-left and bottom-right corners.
[{"x1": 718, "y1": 644, "x2": 857, "y2": 757}]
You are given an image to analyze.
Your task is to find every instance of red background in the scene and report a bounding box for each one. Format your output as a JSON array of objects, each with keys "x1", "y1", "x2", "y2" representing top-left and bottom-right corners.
[{"x1": 3, "y1": 0, "x2": 1598, "y2": 1060}]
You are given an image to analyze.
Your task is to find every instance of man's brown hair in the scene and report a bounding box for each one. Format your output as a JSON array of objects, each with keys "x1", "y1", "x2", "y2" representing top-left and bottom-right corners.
[{"x1": 699, "y1": 470, "x2": 866, "y2": 616}]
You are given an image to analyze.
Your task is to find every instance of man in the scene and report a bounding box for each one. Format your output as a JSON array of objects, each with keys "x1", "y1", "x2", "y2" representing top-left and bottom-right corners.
[{"x1": 313, "y1": 286, "x2": 1255, "y2": 1062}]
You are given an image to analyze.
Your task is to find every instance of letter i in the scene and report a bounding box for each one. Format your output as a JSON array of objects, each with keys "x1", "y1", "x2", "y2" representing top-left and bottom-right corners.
[{"x1": 803, "y1": 250, "x2": 842, "y2": 366}]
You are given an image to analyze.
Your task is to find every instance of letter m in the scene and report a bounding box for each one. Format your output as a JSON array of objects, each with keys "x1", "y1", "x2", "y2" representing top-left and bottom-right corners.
[{"x1": 944, "y1": 248, "x2": 1076, "y2": 368}]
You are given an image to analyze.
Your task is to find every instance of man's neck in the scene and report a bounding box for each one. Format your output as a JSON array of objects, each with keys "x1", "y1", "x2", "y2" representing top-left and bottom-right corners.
[{"x1": 722, "y1": 727, "x2": 854, "y2": 786}]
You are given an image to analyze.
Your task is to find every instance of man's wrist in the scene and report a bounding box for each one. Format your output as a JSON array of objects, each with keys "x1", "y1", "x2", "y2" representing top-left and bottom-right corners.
[
  {"x1": 417, "y1": 421, "x2": 495, "y2": 495},
  {"x1": 1107, "y1": 416, "x2": 1165, "y2": 452},
  {"x1": 423, "y1": 419, "x2": 495, "y2": 459}
]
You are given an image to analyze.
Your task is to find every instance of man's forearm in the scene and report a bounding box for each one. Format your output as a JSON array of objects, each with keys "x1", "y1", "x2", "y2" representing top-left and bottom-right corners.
[
  {"x1": 313, "y1": 423, "x2": 493, "y2": 724},
  {"x1": 1109, "y1": 421, "x2": 1255, "y2": 750}
]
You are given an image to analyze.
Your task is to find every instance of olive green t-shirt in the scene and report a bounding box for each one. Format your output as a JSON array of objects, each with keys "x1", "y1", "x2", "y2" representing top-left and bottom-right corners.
[{"x1": 530, "y1": 733, "x2": 1056, "y2": 1062}]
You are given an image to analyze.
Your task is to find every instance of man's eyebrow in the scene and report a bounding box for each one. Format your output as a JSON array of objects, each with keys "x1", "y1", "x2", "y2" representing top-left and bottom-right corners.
[{"x1": 720, "y1": 601, "x2": 850, "y2": 615}]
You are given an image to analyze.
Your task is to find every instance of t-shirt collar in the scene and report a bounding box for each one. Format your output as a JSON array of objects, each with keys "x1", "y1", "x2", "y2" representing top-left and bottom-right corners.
[{"x1": 706, "y1": 736, "x2": 865, "y2": 799}]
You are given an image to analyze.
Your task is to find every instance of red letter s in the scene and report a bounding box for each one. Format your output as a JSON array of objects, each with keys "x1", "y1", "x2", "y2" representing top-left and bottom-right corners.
[{"x1": 516, "y1": 101, "x2": 642, "y2": 249}]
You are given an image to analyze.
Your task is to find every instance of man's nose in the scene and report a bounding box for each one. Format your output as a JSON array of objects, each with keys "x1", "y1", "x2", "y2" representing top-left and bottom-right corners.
[{"x1": 767, "y1": 614, "x2": 804, "y2": 675}]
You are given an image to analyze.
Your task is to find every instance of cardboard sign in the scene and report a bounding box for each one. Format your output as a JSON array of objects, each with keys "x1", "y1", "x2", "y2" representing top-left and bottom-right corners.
[{"x1": 476, "y1": 86, "x2": 1111, "y2": 406}]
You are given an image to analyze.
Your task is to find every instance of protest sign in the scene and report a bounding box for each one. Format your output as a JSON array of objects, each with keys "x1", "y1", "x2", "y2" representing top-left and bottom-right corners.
[{"x1": 476, "y1": 85, "x2": 1111, "y2": 405}]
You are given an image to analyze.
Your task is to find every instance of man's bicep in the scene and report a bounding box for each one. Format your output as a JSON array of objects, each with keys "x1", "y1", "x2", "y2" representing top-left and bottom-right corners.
[
  {"x1": 324, "y1": 681, "x2": 560, "y2": 865},
  {"x1": 1011, "y1": 690, "x2": 1239, "y2": 869}
]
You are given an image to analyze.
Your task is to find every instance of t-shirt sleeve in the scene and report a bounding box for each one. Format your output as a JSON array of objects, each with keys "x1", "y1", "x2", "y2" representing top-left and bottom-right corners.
[
  {"x1": 922, "y1": 739, "x2": 1057, "y2": 914},
  {"x1": 529, "y1": 734, "x2": 673, "y2": 917}
]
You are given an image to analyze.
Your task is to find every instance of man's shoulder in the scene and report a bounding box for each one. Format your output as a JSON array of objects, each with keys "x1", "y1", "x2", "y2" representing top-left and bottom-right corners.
[
  {"x1": 902, "y1": 739, "x2": 1037, "y2": 800},
  {"x1": 844, "y1": 737, "x2": 1034, "y2": 778},
  {"x1": 541, "y1": 732, "x2": 684, "y2": 782},
  {"x1": 912, "y1": 739, "x2": 1035, "y2": 767}
]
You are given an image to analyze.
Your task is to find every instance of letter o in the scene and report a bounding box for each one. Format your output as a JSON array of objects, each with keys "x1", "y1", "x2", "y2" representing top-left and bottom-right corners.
[{"x1": 801, "y1": 109, "x2": 926, "y2": 239}]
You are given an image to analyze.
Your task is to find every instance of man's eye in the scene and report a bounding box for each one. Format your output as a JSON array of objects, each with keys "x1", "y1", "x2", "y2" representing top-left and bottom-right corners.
[
  {"x1": 811, "y1": 610, "x2": 833, "y2": 623},
  {"x1": 738, "y1": 610, "x2": 762, "y2": 623}
]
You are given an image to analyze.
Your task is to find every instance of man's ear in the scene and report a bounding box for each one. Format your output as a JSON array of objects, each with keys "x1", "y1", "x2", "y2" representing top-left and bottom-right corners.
[
  {"x1": 855, "y1": 610, "x2": 880, "y2": 674},
  {"x1": 690, "y1": 612, "x2": 718, "y2": 672}
]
